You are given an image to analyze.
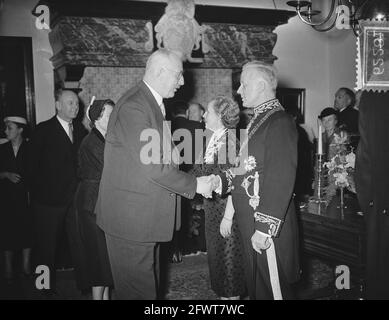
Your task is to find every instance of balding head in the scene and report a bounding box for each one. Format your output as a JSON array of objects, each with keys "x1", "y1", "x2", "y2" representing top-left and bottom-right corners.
[
  {"x1": 55, "y1": 89, "x2": 79, "y2": 122},
  {"x1": 143, "y1": 49, "x2": 184, "y2": 99},
  {"x1": 187, "y1": 102, "x2": 204, "y2": 122}
]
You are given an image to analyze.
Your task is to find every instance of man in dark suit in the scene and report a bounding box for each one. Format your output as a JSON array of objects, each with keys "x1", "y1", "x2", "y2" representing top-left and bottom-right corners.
[
  {"x1": 334, "y1": 87, "x2": 359, "y2": 134},
  {"x1": 96, "y1": 49, "x2": 213, "y2": 300},
  {"x1": 171, "y1": 101, "x2": 205, "y2": 173},
  {"x1": 215, "y1": 61, "x2": 300, "y2": 300},
  {"x1": 355, "y1": 91, "x2": 389, "y2": 299},
  {"x1": 29, "y1": 88, "x2": 86, "y2": 292},
  {"x1": 169, "y1": 101, "x2": 206, "y2": 260}
]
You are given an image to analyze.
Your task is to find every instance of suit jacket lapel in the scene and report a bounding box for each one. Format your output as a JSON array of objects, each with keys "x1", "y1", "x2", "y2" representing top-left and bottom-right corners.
[
  {"x1": 139, "y1": 82, "x2": 179, "y2": 167},
  {"x1": 53, "y1": 116, "x2": 73, "y2": 146},
  {"x1": 139, "y1": 82, "x2": 164, "y2": 121}
]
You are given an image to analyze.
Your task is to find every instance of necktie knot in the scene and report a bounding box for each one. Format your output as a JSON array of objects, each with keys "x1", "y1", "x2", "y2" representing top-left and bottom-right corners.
[{"x1": 160, "y1": 102, "x2": 166, "y2": 118}]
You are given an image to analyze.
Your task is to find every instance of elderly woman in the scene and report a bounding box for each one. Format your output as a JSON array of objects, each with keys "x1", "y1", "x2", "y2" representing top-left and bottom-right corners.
[
  {"x1": 318, "y1": 107, "x2": 349, "y2": 161},
  {"x1": 74, "y1": 99, "x2": 114, "y2": 300},
  {"x1": 0, "y1": 116, "x2": 32, "y2": 283},
  {"x1": 191, "y1": 96, "x2": 246, "y2": 300}
]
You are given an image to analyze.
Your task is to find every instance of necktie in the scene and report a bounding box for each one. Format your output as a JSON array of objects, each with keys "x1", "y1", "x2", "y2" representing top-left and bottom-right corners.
[
  {"x1": 160, "y1": 102, "x2": 166, "y2": 118},
  {"x1": 68, "y1": 122, "x2": 73, "y2": 143}
]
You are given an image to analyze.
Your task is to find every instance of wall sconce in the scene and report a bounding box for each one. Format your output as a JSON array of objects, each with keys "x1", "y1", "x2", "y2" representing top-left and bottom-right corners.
[{"x1": 287, "y1": 0, "x2": 389, "y2": 34}]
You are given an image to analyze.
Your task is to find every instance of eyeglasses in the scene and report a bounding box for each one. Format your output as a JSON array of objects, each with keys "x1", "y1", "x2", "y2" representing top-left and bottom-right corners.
[{"x1": 163, "y1": 67, "x2": 184, "y2": 80}]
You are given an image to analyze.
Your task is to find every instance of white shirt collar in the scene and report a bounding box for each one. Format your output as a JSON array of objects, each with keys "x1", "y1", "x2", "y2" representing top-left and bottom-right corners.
[
  {"x1": 56, "y1": 115, "x2": 72, "y2": 136},
  {"x1": 339, "y1": 106, "x2": 347, "y2": 112},
  {"x1": 143, "y1": 80, "x2": 163, "y2": 107}
]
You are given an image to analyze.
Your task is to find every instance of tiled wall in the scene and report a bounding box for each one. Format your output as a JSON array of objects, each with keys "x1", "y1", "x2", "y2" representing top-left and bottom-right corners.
[
  {"x1": 188, "y1": 68, "x2": 232, "y2": 107},
  {"x1": 78, "y1": 66, "x2": 233, "y2": 113},
  {"x1": 79, "y1": 67, "x2": 145, "y2": 107}
]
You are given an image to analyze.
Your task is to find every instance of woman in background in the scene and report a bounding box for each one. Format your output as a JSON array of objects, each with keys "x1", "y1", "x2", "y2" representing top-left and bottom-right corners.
[
  {"x1": 0, "y1": 116, "x2": 32, "y2": 283},
  {"x1": 191, "y1": 96, "x2": 246, "y2": 300},
  {"x1": 318, "y1": 107, "x2": 349, "y2": 161},
  {"x1": 74, "y1": 99, "x2": 114, "y2": 300}
]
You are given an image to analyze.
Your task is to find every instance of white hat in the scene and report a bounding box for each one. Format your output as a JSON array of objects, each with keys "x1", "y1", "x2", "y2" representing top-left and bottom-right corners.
[{"x1": 4, "y1": 116, "x2": 27, "y2": 125}]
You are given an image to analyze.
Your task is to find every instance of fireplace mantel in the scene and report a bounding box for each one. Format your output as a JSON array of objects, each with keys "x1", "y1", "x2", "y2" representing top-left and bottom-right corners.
[
  {"x1": 33, "y1": 0, "x2": 295, "y2": 28},
  {"x1": 33, "y1": 0, "x2": 295, "y2": 88}
]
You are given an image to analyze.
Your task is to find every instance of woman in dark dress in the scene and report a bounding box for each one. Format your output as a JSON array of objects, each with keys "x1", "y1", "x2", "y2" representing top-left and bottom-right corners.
[
  {"x1": 74, "y1": 99, "x2": 114, "y2": 300},
  {"x1": 0, "y1": 116, "x2": 32, "y2": 282},
  {"x1": 191, "y1": 96, "x2": 246, "y2": 299}
]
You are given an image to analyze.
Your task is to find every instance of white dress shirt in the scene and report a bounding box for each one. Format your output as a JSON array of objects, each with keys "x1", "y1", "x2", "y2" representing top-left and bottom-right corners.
[
  {"x1": 56, "y1": 115, "x2": 73, "y2": 141},
  {"x1": 143, "y1": 80, "x2": 165, "y2": 117}
]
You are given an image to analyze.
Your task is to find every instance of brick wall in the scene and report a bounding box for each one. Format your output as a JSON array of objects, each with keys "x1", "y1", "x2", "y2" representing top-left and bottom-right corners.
[{"x1": 79, "y1": 67, "x2": 233, "y2": 115}]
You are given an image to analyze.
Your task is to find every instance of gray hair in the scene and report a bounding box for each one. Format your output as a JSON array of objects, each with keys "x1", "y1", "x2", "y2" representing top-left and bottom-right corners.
[
  {"x1": 145, "y1": 49, "x2": 181, "y2": 75},
  {"x1": 242, "y1": 61, "x2": 278, "y2": 92}
]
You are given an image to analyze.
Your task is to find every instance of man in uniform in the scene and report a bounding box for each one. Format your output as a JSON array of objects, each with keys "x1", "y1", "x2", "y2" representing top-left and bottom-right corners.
[{"x1": 215, "y1": 61, "x2": 300, "y2": 300}]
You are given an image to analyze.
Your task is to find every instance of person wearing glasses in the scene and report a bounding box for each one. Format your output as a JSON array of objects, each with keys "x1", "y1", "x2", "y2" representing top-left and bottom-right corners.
[{"x1": 95, "y1": 49, "x2": 215, "y2": 299}]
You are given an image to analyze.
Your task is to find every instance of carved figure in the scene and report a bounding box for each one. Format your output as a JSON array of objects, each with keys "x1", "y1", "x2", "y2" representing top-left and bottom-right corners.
[{"x1": 155, "y1": 0, "x2": 203, "y2": 63}]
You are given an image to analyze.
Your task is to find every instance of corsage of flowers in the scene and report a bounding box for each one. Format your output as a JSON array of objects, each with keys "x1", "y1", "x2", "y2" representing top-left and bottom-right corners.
[{"x1": 244, "y1": 156, "x2": 257, "y2": 172}]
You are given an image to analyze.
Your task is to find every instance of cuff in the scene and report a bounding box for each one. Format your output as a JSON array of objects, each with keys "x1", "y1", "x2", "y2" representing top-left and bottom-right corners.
[
  {"x1": 255, "y1": 230, "x2": 271, "y2": 238},
  {"x1": 219, "y1": 169, "x2": 235, "y2": 196},
  {"x1": 254, "y1": 212, "x2": 283, "y2": 237},
  {"x1": 215, "y1": 176, "x2": 222, "y2": 194}
]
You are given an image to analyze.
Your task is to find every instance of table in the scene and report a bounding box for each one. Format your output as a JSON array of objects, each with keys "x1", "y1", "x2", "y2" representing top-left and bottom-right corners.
[{"x1": 299, "y1": 196, "x2": 366, "y2": 298}]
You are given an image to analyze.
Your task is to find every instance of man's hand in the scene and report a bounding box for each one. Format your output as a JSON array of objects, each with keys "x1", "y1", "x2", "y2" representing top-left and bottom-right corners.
[
  {"x1": 196, "y1": 175, "x2": 215, "y2": 198},
  {"x1": 210, "y1": 175, "x2": 221, "y2": 193},
  {"x1": 1, "y1": 172, "x2": 21, "y2": 184},
  {"x1": 251, "y1": 231, "x2": 271, "y2": 254}
]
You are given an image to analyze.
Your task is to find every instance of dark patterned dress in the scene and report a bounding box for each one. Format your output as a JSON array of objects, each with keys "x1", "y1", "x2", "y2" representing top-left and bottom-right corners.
[
  {"x1": 73, "y1": 128, "x2": 113, "y2": 289},
  {"x1": 0, "y1": 141, "x2": 32, "y2": 250},
  {"x1": 191, "y1": 129, "x2": 246, "y2": 298}
]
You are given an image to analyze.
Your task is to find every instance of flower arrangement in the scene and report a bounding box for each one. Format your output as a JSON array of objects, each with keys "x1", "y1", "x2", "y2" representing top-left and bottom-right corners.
[{"x1": 323, "y1": 133, "x2": 356, "y2": 204}]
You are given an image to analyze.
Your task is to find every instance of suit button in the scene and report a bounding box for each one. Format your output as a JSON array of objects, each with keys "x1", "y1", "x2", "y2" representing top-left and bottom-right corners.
[
  {"x1": 170, "y1": 193, "x2": 175, "y2": 197},
  {"x1": 383, "y1": 209, "x2": 388, "y2": 215},
  {"x1": 369, "y1": 201, "x2": 374, "y2": 207}
]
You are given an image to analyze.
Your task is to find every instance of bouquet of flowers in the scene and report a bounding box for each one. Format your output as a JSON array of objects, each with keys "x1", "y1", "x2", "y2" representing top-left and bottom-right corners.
[{"x1": 323, "y1": 133, "x2": 356, "y2": 204}]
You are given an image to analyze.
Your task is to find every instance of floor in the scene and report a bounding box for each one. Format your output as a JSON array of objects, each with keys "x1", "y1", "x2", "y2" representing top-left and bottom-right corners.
[{"x1": 0, "y1": 251, "x2": 362, "y2": 300}]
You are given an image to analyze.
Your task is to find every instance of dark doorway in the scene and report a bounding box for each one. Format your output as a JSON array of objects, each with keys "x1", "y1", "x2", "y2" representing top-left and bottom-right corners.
[{"x1": 0, "y1": 36, "x2": 36, "y2": 138}]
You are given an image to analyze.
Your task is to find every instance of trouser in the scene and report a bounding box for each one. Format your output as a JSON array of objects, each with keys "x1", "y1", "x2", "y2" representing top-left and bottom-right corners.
[
  {"x1": 33, "y1": 203, "x2": 69, "y2": 290},
  {"x1": 239, "y1": 236, "x2": 295, "y2": 300},
  {"x1": 105, "y1": 233, "x2": 160, "y2": 300}
]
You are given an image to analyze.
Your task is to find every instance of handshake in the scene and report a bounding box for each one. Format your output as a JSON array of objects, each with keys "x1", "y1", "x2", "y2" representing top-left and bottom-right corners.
[{"x1": 196, "y1": 175, "x2": 220, "y2": 198}]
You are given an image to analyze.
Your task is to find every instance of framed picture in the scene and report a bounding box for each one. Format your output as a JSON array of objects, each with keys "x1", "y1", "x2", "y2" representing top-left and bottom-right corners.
[
  {"x1": 0, "y1": 36, "x2": 36, "y2": 139},
  {"x1": 276, "y1": 87, "x2": 306, "y2": 124},
  {"x1": 356, "y1": 20, "x2": 389, "y2": 92}
]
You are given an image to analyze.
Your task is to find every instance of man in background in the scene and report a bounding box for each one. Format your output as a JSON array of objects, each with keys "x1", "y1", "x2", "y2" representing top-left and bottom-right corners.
[
  {"x1": 169, "y1": 101, "x2": 206, "y2": 260},
  {"x1": 187, "y1": 102, "x2": 205, "y2": 123},
  {"x1": 334, "y1": 87, "x2": 359, "y2": 148},
  {"x1": 29, "y1": 88, "x2": 86, "y2": 294}
]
